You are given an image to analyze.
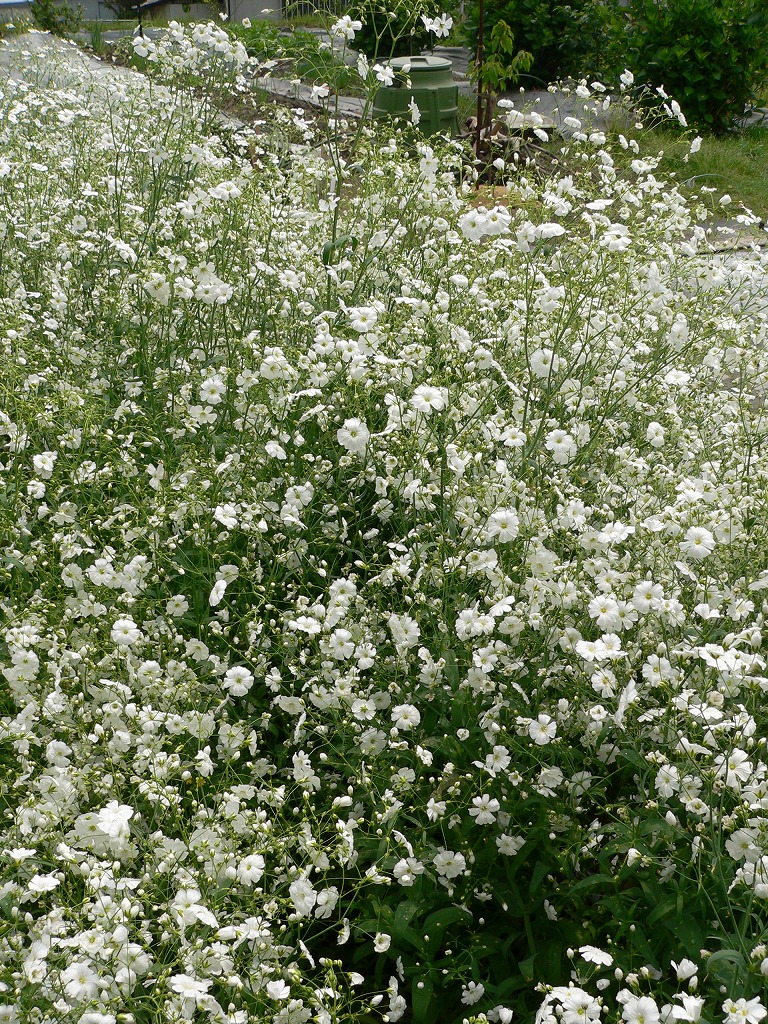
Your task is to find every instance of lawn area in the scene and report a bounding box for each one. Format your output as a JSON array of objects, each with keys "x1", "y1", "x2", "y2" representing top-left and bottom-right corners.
[
  {"x1": 647, "y1": 124, "x2": 768, "y2": 223},
  {"x1": 2, "y1": 20, "x2": 768, "y2": 1024}
]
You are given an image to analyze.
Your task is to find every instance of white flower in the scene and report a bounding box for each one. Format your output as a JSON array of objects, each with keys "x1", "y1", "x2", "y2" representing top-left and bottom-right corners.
[
  {"x1": 209, "y1": 579, "x2": 228, "y2": 606},
  {"x1": 331, "y1": 15, "x2": 362, "y2": 39},
  {"x1": 671, "y1": 994, "x2": 705, "y2": 1021},
  {"x1": 200, "y1": 375, "x2": 226, "y2": 405},
  {"x1": 722, "y1": 997, "x2": 767, "y2": 1024},
  {"x1": 27, "y1": 873, "x2": 61, "y2": 894},
  {"x1": 714, "y1": 748, "x2": 753, "y2": 789},
  {"x1": 236, "y1": 853, "x2": 265, "y2": 885},
  {"x1": 578, "y1": 945, "x2": 613, "y2": 966},
  {"x1": 411, "y1": 384, "x2": 446, "y2": 413},
  {"x1": 111, "y1": 616, "x2": 143, "y2": 647},
  {"x1": 496, "y1": 833, "x2": 525, "y2": 856},
  {"x1": 373, "y1": 63, "x2": 395, "y2": 86},
  {"x1": 391, "y1": 703, "x2": 420, "y2": 731},
  {"x1": 622, "y1": 996, "x2": 660, "y2": 1024},
  {"x1": 469, "y1": 794, "x2": 500, "y2": 824},
  {"x1": 655, "y1": 764, "x2": 680, "y2": 798},
  {"x1": 95, "y1": 801, "x2": 133, "y2": 840},
  {"x1": 408, "y1": 97, "x2": 421, "y2": 125},
  {"x1": 223, "y1": 666, "x2": 255, "y2": 696},
  {"x1": 289, "y1": 875, "x2": 317, "y2": 916},
  {"x1": 433, "y1": 848, "x2": 467, "y2": 878},
  {"x1": 388, "y1": 612, "x2": 421, "y2": 650},
  {"x1": 265, "y1": 440, "x2": 287, "y2": 459},
  {"x1": 646, "y1": 421, "x2": 665, "y2": 447},
  {"x1": 166, "y1": 594, "x2": 189, "y2": 617},
  {"x1": 214, "y1": 503, "x2": 239, "y2": 528},
  {"x1": 374, "y1": 932, "x2": 391, "y2": 952},
  {"x1": 588, "y1": 595, "x2": 621, "y2": 631},
  {"x1": 433, "y1": 12, "x2": 453, "y2": 36},
  {"x1": 545, "y1": 428, "x2": 577, "y2": 464},
  {"x1": 393, "y1": 857, "x2": 425, "y2": 885},
  {"x1": 530, "y1": 347, "x2": 560, "y2": 378},
  {"x1": 679, "y1": 526, "x2": 715, "y2": 560},
  {"x1": 337, "y1": 417, "x2": 370, "y2": 454},
  {"x1": 146, "y1": 461, "x2": 164, "y2": 489},
  {"x1": 266, "y1": 980, "x2": 291, "y2": 1000},
  {"x1": 348, "y1": 305, "x2": 378, "y2": 332},
  {"x1": 61, "y1": 960, "x2": 100, "y2": 1002},
  {"x1": 461, "y1": 982, "x2": 485, "y2": 1006},
  {"x1": 459, "y1": 209, "x2": 487, "y2": 241},
  {"x1": 169, "y1": 974, "x2": 211, "y2": 1006},
  {"x1": 528, "y1": 714, "x2": 557, "y2": 745}
]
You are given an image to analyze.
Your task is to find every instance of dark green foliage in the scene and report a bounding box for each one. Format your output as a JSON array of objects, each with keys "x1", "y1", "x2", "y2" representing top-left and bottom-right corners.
[
  {"x1": 30, "y1": 0, "x2": 83, "y2": 35},
  {"x1": 462, "y1": 0, "x2": 621, "y2": 86},
  {"x1": 468, "y1": 20, "x2": 533, "y2": 134},
  {"x1": 623, "y1": 0, "x2": 768, "y2": 135},
  {"x1": 350, "y1": 0, "x2": 439, "y2": 60},
  {"x1": 468, "y1": 19, "x2": 533, "y2": 97}
]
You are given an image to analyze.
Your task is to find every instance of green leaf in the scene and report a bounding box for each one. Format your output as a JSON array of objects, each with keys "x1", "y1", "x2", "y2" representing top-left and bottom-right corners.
[
  {"x1": 647, "y1": 897, "x2": 676, "y2": 926},
  {"x1": 322, "y1": 234, "x2": 358, "y2": 266},
  {"x1": 519, "y1": 953, "x2": 536, "y2": 982},
  {"x1": 422, "y1": 906, "x2": 472, "y2": 956},
  {"x1": 391, "y1": 900, "x2": 424, "y2": 952},
  {"x1": 705, "y1": 948, "x2": 747, "y2": 972},
  {"x1": 0, "y1": 554, "x2": 28, "y2": 573},
  {"x1": 568, "y1": 873, "x2": 614, "y2": 896},
  {"x1": 530, "y1": 859, "x2": 549, "y2": 895},
  {"x1": 618, "y1": 748, "x2": 649, "y2": 771},
  {"x1": 411, "y1": 976, "x2": 434, "y2": 1024},
  {"x1": 441, "y1": 648, "x2": 460, "y2": 686}
]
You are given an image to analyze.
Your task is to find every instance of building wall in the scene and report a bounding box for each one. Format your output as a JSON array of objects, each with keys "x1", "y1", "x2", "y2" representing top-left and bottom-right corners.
[
  {"x1": 226, "y1": 0, "x2": 281, "y2": 21},
  {"x1": 0, "y1": 0, "x2": 31, "y2": 18}
]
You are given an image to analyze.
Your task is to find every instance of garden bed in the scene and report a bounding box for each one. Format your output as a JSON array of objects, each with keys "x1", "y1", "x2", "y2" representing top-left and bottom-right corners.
[{"x1": 1, "y1": 21, "x2": 768, "y2": 1024}]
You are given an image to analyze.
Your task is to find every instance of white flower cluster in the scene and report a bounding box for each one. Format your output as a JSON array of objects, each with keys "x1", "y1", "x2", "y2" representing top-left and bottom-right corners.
[{"x1": 0, "y1": 22, "x2": 768, "y2": 1024}]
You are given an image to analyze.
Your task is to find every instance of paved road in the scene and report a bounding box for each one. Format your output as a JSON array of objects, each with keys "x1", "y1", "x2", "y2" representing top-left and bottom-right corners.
[{"x1": 0, "y1": 28, "x2": 144, "y2": 85}]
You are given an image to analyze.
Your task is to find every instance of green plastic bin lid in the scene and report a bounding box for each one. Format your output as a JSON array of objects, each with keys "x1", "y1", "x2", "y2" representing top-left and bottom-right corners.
[{"x1": 386, "y1": 55, "x2": 454, "y2": 73}]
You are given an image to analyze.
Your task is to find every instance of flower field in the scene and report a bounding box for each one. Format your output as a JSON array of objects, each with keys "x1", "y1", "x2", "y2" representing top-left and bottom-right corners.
[{"x1": 2, "y1": 21, "x2": 768, "y2": 1024}]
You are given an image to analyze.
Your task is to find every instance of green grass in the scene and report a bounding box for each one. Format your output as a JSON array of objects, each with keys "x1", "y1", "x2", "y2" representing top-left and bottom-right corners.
[{"x1": 648, "y1": 123, "x2": 768, "y2": 221}]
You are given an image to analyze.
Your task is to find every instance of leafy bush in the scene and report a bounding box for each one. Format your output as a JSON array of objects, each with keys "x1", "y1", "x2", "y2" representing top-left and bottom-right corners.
[
  {"x1": 350, "y1": 0, "x2": 439, "y2": 59},
  {"x1": 228, "y1": 16, "x2": 282, "y2": 61},
  {"x1": 30, "y1": 0, "x2": 83, "y2": 36},
  {"x1": 468, "y1": 20, "x2": 532, "y2": 134},
  {"x1": 622, "y1": 0, "x2": 768, "y2": 134},
  {"x1": 462, "y1": 0, "x2": 622, "y2": 85}
]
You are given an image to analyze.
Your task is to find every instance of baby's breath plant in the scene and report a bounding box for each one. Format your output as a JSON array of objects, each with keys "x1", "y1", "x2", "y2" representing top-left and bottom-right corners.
[{"x1": 2, "y1": 22, "x2": 768, "y2": 1024}]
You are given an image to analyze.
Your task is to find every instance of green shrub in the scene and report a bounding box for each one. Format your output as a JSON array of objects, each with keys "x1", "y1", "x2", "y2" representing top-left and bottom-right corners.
[
  {"x1": 228, "y1": 18, "x2": 282, "y2": 61},
  {"x1": 623, "y1": 0, "x2": 768, "y2": 135},
  {"x1": 462, "y1": 0, "x2": 621, "y2": 86},
  {"x1": 350, "y1": 0, "x2": 440, "y2": 60},
  {"x1": 30, "y1": 0, "x2": 84, "y2": 36}
]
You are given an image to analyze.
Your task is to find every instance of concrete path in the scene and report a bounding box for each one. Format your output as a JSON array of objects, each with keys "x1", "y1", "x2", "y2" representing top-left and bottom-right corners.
[{"x1": 0, "y1": 28, "x2": 145, "y2": 86}]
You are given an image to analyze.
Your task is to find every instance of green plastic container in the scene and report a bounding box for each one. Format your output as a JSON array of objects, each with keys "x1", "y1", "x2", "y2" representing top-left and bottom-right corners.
[{"x1": 372, "y1": 55, "x2": 458, "y2": 137}]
